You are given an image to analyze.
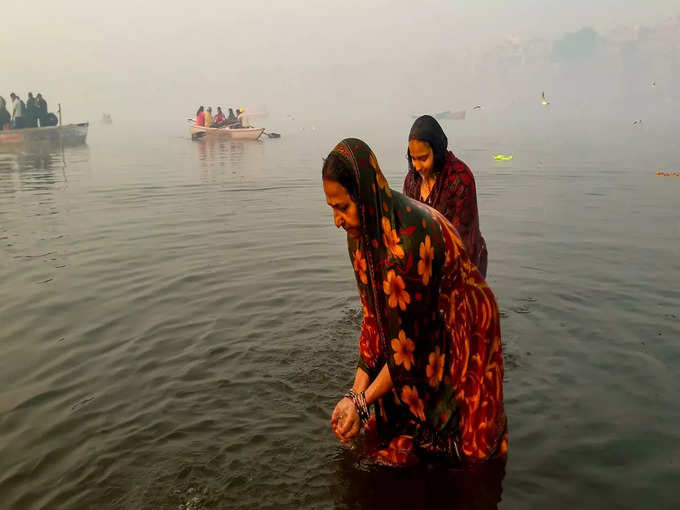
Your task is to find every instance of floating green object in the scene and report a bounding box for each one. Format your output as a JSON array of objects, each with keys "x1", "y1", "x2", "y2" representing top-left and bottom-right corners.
[{"x1": 494, "y1": 154, "x2": 513, "y2": 161}]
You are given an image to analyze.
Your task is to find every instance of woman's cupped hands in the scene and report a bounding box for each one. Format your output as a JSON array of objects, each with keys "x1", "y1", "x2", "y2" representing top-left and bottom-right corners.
[{"x1": 330, "y1": 397, "x2": 360, "y2": 442}]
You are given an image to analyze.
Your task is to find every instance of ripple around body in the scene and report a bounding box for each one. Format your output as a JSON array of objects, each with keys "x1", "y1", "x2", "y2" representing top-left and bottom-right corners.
[{"x1": 1, "y1": 128, "x2": 680, "y2": 509}]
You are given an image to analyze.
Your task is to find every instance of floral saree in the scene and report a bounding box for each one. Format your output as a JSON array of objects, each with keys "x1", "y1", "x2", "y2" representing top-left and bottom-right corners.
[{"x1": 331, "y1": 138, "x2": 507, "y2": 465}]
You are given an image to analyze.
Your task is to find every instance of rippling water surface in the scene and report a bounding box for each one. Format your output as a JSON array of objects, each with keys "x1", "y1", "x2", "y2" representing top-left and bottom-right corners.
[{"x1": 1, "y1": 122, "x2": 679, "y2": 509}]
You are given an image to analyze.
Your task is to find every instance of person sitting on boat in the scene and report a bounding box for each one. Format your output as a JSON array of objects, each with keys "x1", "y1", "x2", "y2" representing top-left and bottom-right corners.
[
  {"x1": 9, "y1": 93, "x2": 26, "y2": 129},
  {"x1": 195, "y1": 106, "x2": 205, "y2": 127},
  {"x1": 36, "y1": 93, "x2": 48, "y2": 127},
  {"x1": 0, "y1": 97, "x2": 10, "y2": 130},
  {"x1": 26, "y1": 92, "x2": 38, "y2": 128},
  {"x1": 226, "y1": 108, "x2": 238, "y2": 126},
  {"x1": 236, "y1": 109, "x2": 250, "y2": 128},
  {"x1": 205, "y1": 107, "x2": 214, "y2": 127},
  {"x1": 214, "y1": 107, "x2": 226, "y2": 127}
]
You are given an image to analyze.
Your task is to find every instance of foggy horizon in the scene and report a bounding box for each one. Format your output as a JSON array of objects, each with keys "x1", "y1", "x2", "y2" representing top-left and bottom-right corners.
[{"x1": 3, "y1": 1, "x2": 680, "y2": 141}]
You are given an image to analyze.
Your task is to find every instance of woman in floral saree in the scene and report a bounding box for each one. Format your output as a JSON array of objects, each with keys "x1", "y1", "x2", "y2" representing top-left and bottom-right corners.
[{"x1": 323, "y1": 138, "x2": 507, "y2": 466}]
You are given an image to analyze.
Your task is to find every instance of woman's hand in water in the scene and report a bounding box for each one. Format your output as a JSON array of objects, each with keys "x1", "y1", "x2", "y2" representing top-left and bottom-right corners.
[{"x1": 331, "y1": 397, "x2": 360, "y2": 442}]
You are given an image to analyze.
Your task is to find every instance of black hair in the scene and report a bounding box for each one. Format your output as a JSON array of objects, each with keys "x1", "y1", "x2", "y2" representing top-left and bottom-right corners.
[
  {"x1": 196, "y1": 105, "x2": 204, "y2": 115},
  {"x1": 407, "y1": 115, "x2": 449, "y2": 174},
  {"x1": 322, "y1": 152, "x2": 358, "y2": 202}
]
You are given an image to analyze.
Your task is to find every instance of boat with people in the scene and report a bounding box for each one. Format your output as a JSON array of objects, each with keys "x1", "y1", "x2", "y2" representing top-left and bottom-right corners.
[
  {"x1": 0, "y1": 122, "x2": 88, "y2": 146},
  {"x1": 1, "y1": 96, "x2": 88, "y2": 147},
  {"x1": 187, "y1": 120, "x2": 265, "y2": 140}
]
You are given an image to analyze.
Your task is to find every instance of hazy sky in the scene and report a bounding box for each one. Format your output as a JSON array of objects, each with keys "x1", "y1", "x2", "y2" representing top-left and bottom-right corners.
[{"x1": 2, "y1": 0, "x2": 679, "y2": 127}]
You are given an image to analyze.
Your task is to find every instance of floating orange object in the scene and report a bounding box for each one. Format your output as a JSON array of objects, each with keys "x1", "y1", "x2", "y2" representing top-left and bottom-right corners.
[{"x1": 654, "y1": 171, "x2": 680, "y2": 177}]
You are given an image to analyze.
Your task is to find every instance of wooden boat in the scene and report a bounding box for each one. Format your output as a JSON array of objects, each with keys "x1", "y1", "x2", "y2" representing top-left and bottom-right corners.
[
  {"x1": 0, "y1": 123, "x2": 89, "y2": 146},
  {"x1": 187, "y1": 120, "x2": 264, "y2": 140},
  {"x1": 434, "y1": 110, "x2": 466, "y2": 120},
  {"x1": 411, "y1": 110, "x2": 466, "y2": 121}
]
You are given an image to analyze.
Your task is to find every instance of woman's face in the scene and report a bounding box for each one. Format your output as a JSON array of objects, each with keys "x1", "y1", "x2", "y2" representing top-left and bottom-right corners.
[
  {"x1": 408, "y1": 139, "x2": 434, "y2": 177},
  {"x1": 323, "y1": 179, "x2": 361, "y2": 239}
]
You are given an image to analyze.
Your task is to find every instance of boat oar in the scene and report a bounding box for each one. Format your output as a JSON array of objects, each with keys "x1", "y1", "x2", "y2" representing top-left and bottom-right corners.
[
  {"x1": 191, "y1": 132, "x2": 206, "y2": 141},
  {"x1": 263, "y1": 130, "x2": 281, "y2": 139}
]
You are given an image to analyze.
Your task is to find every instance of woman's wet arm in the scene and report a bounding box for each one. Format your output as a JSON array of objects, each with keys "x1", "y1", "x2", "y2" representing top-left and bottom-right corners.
[
  {"x1": 364, "y1": 363, "x2": 393, "y2": 405},
  {"x1": 352, "y1": 366, "x2": 370, "y2": 393}
]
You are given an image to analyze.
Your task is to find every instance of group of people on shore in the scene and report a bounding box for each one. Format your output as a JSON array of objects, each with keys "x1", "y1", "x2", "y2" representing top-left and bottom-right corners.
[
  {"x1": 325, "y1": 115, "x2": 506, "y2": 467},
  {"x1": 194, "y1": 106, "x2": 251, "y2": 129},
  {"x1": 0, "y1": 92, "x2": 53, "y2": 130}
]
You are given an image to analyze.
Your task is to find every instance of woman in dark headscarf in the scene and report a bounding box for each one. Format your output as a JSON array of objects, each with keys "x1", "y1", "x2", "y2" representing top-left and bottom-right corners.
[
  {"x1": 323, "y1": 138, "x2": 507, "y2": 466},
  {"x1": 403, "y1": 115, "x2": 488, "y2": 277},
  {"x1": 226, "y1": 108, "x2": 237, "y2": 125}
]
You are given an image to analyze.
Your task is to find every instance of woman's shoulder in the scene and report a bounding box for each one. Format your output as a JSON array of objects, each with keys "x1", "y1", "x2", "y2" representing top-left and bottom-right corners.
[
  {"x1": 394, "y1": 191, "x2": 443, "y2": 233},
  {"x1": 443, "y1": 152, "x2": 476, "y2": 189}
]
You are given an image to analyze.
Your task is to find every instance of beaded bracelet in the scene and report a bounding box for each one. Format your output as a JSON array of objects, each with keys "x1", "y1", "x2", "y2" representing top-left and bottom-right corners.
[{"x1": 343, "y1": 389, "x2": 370, "y2": 425}]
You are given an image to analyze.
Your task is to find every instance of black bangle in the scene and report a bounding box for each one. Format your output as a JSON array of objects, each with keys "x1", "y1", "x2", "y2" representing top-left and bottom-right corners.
[
  {"x1": 356, "y1": 391, "x2": 369, "y2": 425},
  {"x1": 344, "y1": 389, "x2": 357, "y2": 401},
  {"x1": 344, "y1": 389, "x2": 369, "y2": 425}
]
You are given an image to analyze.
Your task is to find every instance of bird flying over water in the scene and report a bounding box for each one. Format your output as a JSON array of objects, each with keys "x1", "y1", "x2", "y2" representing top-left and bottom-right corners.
[
  {"x1": 541, "y1": 92, "x2": 550, "y2": 106},
  {"x1": 473, "y1": 105, "x2": 481, "y2": 110}
]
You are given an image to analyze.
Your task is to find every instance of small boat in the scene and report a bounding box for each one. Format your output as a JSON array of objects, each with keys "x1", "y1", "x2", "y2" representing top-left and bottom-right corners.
[
  {"x1": 187, "y1": 121, "x2": 264, "y2": 140},
  {"x1": 0, "y1": 123, "x2": 89, "y2": 146},
  {"x1": 411, "y1": 110, "x2": 466, "y2": 121},
  {"x1": 436, "y1": 110, "x2": 466, "y2": 120}
]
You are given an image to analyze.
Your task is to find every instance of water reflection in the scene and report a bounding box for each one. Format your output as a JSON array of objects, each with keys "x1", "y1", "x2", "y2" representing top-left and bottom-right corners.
[
  {"x1": 0, "y1": 139, "x2": 89, "y2": 194},
  {"x1": 19, "y1": 146, "x2": 57, "y2": 172},
  {"x1": 0, "y1": 152, "x2": 20, "y2": 172},
  {"x1": 196, "y1": 136, "x2": 250, "y2": 166},
  {"x1": 194, "y1": 136, "x2": 266, "y2": 184}
]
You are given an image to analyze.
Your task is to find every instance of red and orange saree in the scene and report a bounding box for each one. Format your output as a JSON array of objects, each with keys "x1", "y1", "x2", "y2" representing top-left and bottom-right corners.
[{"x1": 331, "y1": 138, "x2": 507, "y2": 466}]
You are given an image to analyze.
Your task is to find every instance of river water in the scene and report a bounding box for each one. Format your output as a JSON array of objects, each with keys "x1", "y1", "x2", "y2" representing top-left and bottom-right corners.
[{"x1": 1, "y1": 120, "x2": 679, "y2": 509}]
